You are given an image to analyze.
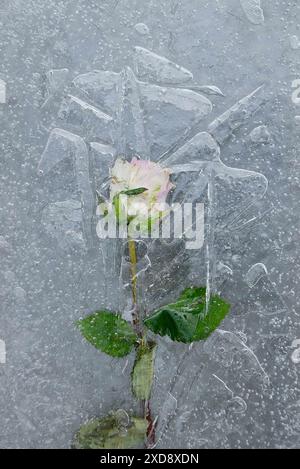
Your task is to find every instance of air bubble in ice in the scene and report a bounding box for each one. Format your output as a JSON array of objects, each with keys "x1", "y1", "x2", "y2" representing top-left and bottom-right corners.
[
  {"x1": 0, "y1": 340, "x2": 6, "y2": 364},
  {"x1": 0, "y1": 78, "x2": 6, "y2": 104},
  {"x1": 14, "y1": 286, "x2": 26, "y2": 304},
  {"x1": 245, "y1": 263, "x2": 267, "y2": 288},
  {"x1": 249, "y1": 125, "x2": 271, "y2": 144},
  {"x1": 240, "y1": 0, "x2": 264, "y2": 25},
  {"x1": 290, "y1": 35, "x2": 300, "y2": 50},
  {"x1": 0, "y1": 236, "x2": 12, "y2": 255},
  {"x1": 134, "y1": 23, "x2": 150, "y2": 36},
  {"x1": 291, "y1": 340, "x2": 300, "y2": 365}
]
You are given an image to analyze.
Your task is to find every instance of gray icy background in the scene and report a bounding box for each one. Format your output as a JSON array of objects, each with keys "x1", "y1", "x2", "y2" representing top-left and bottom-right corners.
[{"x1": 0, "y1": 0, "x2": 300, "y2": 449}]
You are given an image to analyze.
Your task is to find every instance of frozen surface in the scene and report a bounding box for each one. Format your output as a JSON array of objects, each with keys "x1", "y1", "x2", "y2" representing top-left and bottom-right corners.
[{"x1": 0, "y1": 0, "x2": 300, "y2": 449}]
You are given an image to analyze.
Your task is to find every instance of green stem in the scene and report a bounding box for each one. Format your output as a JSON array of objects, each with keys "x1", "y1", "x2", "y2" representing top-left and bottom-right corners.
[
  {"x1": 128, "y1": 238, "x2": 140, "y2": 335},
  {"x1": 128, "y1": 238, "x2": 155, "y2": 446}
]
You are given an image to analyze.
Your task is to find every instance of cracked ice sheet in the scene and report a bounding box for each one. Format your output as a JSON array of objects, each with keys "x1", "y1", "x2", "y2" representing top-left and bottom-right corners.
[{"x1": 0, "y1": 0, "x2": 299, "y2": 451}]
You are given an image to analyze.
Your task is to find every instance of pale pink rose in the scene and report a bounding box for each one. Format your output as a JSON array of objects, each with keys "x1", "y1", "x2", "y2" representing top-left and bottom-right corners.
[{"x1": 109, "y1": 157, "x2": 174, "y2": 232}]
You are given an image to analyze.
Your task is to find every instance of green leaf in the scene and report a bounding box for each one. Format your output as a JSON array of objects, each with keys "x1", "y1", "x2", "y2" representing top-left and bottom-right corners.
[
  {"x1": 77, "y1": 311, "x2": 137, "y2": 358},
  {"x1": 112, "y1": 188, "x2": 148, "y2": 224},
  {"x1": 112, "y1": 194, "x2": 126, "y2": 224},
  {"x1": 144, "y1": 287, "x2": 230, "y2": 343},
  {"x1": 73, "y1": 410, "x2": 147, "y2": 449},
  {"x1": 121, "y1": 187, "x2": 148, "y2": 196},
  {"x1": 193, "y1": 293, "x2": 230, "y2": 341},
  {"x1": 131, "y1": 342, "x2": 156, "y2": 400}
]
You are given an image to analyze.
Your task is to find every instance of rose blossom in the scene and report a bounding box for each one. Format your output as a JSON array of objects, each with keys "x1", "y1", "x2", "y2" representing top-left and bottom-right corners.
[{"x1": 108, "y1": 157, "x2": 174, "y2": 233}]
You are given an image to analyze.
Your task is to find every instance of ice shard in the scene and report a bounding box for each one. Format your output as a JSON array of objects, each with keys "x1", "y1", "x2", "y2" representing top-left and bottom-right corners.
[
  {"x1": 133, "y1": 46, "x2": 193, "y2": 84},
  {"x1": 38, "y1": 129, "x2": 94, "y2": 247},
  {"x1": 116, "y1": 67, "x2": 150, "y2": 159},
  {"x1": 73, "y1": 70, "x2": 119, "y2": 114},
  {"x1": 58, "y1": 95, "x2": 114, "y2": 143},
  {"x1": 208, "y1": 85, "x2": 267, "y2": 144}
]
